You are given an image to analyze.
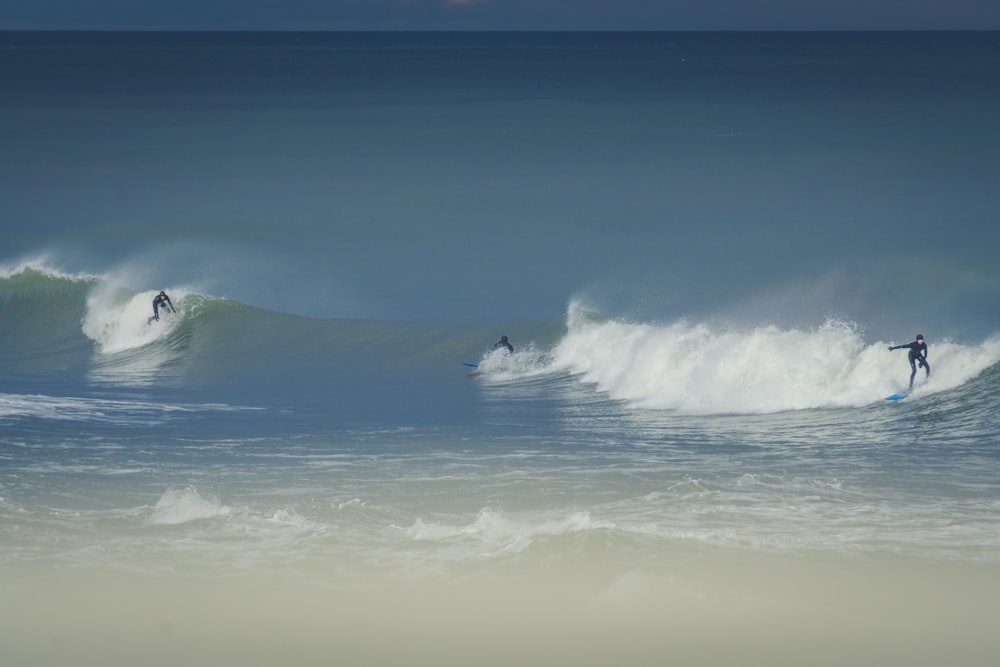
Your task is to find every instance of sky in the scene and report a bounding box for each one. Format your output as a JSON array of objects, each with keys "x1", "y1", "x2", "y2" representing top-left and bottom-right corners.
[{"x1": 1, "y1": 0, "x2": 999, "y2": 31}]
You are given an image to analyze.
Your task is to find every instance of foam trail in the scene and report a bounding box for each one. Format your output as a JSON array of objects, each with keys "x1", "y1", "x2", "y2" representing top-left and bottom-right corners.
[{"x1": 551, "y1": 302, "x2": 1000, "y2": 414}]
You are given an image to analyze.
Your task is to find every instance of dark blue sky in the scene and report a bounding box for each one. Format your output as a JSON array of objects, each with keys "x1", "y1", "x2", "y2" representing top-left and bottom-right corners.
[{"x1": 1, "y1": 0, "x2": 998, "y2": 31}]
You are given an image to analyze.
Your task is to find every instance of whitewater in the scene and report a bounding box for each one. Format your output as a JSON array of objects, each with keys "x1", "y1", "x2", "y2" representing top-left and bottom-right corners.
[{"x1": 545, "y1": 301, "x2": 1000, "y2": 413}]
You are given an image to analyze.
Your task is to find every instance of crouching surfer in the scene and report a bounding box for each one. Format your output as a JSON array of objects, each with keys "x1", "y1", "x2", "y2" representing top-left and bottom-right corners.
[
  {"x1": 493, "y1": 335, "x2": 513, "y2": 354},
  {"x1": 149, "y1": 290, "x2": 176, "y2": 324}
]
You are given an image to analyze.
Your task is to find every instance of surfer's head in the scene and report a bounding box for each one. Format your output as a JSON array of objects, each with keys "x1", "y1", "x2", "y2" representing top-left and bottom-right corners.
[{"x1": 916, "y1": 334, "x2": 924, "y2": 341}]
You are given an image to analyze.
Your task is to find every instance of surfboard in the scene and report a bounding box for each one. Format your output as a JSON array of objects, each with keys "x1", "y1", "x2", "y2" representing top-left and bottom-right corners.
[
  {"x1": 463, "y1": 363, "x2": 479, "y2": 368},
  {"x1": 885, "y1": 392, "x2": 909, "y2": 401}
]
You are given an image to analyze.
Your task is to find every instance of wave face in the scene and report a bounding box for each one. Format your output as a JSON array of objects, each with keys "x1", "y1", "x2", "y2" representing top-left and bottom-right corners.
[{"x1": 1, "y1": 263, "x2": 564, "y2": 400}]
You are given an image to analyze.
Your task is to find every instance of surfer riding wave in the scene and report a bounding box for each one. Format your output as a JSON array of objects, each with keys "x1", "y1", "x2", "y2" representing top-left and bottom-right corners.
[
  {"x1": 150, "y1": 291, "x2": 176, "y2": 324},
  {"x1": 889, "y1": 334, "x2": 929, "y2": 390}
]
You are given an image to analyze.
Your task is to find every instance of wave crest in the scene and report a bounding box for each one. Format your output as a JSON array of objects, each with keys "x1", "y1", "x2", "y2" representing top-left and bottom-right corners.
[{"x1": 550, "y1": 305, "x2": 1000, "y2": 414}]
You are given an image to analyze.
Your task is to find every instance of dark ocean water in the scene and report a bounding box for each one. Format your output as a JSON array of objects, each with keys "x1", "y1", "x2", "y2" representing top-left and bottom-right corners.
[{"x1": 2, "y1": 31, "x2": 1000, "y2": 666}]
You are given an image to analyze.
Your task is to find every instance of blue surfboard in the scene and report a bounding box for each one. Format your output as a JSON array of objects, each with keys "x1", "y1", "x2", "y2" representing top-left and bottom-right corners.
[
  {"x1": 885, "y1": 392, "x2": 909, "y2": 401},
  {"x1": 463, "y1": 362, "x2": 479, "y2": 368}
]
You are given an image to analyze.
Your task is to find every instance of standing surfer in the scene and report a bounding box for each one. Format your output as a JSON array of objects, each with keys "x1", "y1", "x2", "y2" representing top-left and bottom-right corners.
[{"x1": 889, "y1": 334, "x2": 929, "y2": 389}]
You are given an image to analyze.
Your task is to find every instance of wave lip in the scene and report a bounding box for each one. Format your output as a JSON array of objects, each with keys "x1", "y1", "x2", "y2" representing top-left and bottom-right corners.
[{"x1": 0, "y1": 256, "x2": 97, "y2": 282}]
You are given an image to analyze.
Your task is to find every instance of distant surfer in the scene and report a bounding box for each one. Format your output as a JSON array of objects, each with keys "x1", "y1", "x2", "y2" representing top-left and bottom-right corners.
[
  {"x1": 150, "y1": 290, "x2": 176, "y2": 323},
  {"x1": 493, "y1": 335, "x2": 513, "y2": 354},
  {"x1": 889, "y1": 334, "x2": 929, "y2": 389}
]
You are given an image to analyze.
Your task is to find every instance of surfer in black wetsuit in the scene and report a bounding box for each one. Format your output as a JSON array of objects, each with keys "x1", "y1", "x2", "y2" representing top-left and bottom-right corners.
[
  {"x1": 493, "y1": 335, "x2": 513, "y2": 354},
  {"x1": 151, "y1": 291, "x2": 175, "y2": 322},
  {"x1": 889, "y1": 334, "x2": 929, "y2": 389}
]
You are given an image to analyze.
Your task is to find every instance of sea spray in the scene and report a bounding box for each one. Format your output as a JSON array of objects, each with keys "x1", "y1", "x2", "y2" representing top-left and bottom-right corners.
[{"x1": 551, "y1": 303, "x2": 1000, "y2": 414}]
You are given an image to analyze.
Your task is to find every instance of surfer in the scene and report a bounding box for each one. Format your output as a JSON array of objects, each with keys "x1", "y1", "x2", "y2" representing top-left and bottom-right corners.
[
  {"x1": 493, "y1": 335, "x2": 513, "y2": 354},
  {"x1": 889, "y1": 334, "x2": 929, "y2": 389},
  {"x1": 151, "y1": 290, "x2": 176, "y2": 322}
]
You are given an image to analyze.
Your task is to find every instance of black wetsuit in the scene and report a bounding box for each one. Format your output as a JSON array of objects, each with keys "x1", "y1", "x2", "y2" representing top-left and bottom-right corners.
[
  {"x1": 890, "y1": 340, "x2": 929, "y2": 388},
  {"x1": 152, "y1": 294, "x2": 175, "y2": 320},
  {"x1": 493, "y1": 337, "x2": 513, "y2": 354}
]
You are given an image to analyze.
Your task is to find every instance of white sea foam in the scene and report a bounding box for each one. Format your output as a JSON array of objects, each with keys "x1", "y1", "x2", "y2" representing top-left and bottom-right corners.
[
  {"x1": 0, "y1": 392, "x2": 254, "y2": 424},
  {"x1": 0, "y1": 392, "x2": 169, "y2": 423},
  {"x1": 548, "y1": 301, "x2": 1000, "y2": 414},
  {"x1": 148, "y1": 487, "x2": 232, "y2": 526},
  {"x1": 474, "y1": 342, "x2": 552, "y2": 380},
  {"x1": 406, "y1": 508, "x2": 617, "y2": 556}
]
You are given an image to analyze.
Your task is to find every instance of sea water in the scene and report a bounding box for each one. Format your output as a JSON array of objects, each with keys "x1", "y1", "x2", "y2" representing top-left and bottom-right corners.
[{"x1": 2, "y1": 32, "x2": 1000, "y2": 666}]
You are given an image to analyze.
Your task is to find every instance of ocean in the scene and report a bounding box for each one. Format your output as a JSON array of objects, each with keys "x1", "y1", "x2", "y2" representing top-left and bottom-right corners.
[{"x1": 2, "y1": 31, "x2": 1000, "y2": 666}]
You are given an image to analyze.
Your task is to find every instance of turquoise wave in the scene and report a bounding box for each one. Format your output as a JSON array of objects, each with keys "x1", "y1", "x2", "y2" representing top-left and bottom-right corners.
[{"x1": 1, "y1": 265, "x2": 565, "y2": 385}]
